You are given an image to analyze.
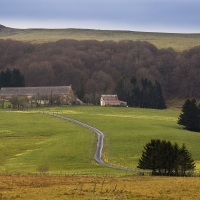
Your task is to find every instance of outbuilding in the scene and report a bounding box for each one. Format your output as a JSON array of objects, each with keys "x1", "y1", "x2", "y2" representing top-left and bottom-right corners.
[{"x1": 100, "y1": 95, "x2": 127, "y2": 107}]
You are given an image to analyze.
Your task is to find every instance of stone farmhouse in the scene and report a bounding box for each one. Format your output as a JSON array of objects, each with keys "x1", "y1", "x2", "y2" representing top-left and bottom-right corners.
[
  {"x1": 0, "y1": 85, "x2": 82, "y2": 105},
  {"x1": 100, "y1": 95, "x2": 127, "y2": 107}
]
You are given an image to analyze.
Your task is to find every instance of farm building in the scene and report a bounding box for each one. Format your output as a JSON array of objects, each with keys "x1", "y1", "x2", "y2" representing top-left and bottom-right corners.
[
  {"x1": 0, "y1": 85, "x2": 82, "y2": 105},
  {"x1": 100, "y1": 95, "x2": 127, "y2": 107}
]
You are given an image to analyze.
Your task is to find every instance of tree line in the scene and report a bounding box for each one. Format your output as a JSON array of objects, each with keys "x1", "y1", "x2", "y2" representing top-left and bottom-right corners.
[
  {"x1": 116, "y1": 76, "x2": 166, "y2": 109},
  {"x1": 0, "y1": 39, "x2": 200, "y2": 105}
]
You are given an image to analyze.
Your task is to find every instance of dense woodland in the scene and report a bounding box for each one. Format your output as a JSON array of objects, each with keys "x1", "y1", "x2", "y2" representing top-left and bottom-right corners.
[{"x1": 0, "y1": 39, "x2": 200, "y2": 105}]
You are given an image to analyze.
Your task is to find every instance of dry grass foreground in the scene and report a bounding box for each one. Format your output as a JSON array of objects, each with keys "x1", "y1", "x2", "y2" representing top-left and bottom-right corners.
[{"x1": 0, "y1": 175, "x2": 199, "y2": 200}]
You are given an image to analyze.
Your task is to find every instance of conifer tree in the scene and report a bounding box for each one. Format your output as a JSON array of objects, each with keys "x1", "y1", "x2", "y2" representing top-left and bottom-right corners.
[
  {"x1": 153, "y1": 81, "x2": 166, "y2": 109},
  {"x1": 11, "y1": 68, "x2": 25, "y2": 87},
  {"x1": 178, "y1": 98, "x2": 200, "y2": 132},
  {"x1": 178, "y1": 144, "x2": 195, "y2": 176},
  {"x1": 0, "y1": 68, "x2": 25, "y2": 88},
  {"x1": 137, "y1": 139, "x2": 160, "y2": 174},
  {"x1": 0, "y1": 69, "x2": 12, "y2": 87}
]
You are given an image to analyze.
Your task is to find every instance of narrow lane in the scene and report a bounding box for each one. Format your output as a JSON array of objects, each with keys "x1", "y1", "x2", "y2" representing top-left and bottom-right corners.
[{"x1": 47, "y1": 112, "x2": 145, "y2": 172}]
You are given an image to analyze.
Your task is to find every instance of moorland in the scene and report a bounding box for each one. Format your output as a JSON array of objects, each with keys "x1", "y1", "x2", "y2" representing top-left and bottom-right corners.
[{"x1": 1, "y1": 24, "x2": 200, "y2": 51}]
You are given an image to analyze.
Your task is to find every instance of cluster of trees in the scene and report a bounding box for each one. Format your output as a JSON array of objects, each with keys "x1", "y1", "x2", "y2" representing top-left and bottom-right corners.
[
  {"x1": 0, "y1": 68, "x2": 25, "y2": 87},
  {"x1": 9, "y1": 95, "x2": 61, "y2": 110},
  {"x1": 178, "y1": 98, "x2": 200, "y2": 132},
  {"x1": 1, "y1": 39, "x2": 200, "y2": 104},
  {"x1": 116, "y1": 76, "x2": 166, "y2": 109},
  {"x1": 138, "y1": 139, "x2": 195, "y2": 176}
]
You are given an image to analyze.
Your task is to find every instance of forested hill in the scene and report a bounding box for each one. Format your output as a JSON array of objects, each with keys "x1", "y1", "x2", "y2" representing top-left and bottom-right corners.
[{"x1": 0, "y1": 39, "x2": 200, "y2": 104}]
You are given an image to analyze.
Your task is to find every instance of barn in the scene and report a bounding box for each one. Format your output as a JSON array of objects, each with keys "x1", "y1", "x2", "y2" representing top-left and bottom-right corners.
[
  {"x1": 0, "y1": 85, "x2": 82, "y2": 105},
  {"x1": 100, "y1": 95, "x2": 127, "y2": 107}
]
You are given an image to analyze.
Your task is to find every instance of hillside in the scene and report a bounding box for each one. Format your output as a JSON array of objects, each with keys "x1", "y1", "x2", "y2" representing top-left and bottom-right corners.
[
  {"x1": 1, "y1": 24, "x2": 200, "y2": 51},
  {"x1": 0, "y1": 24, "x2": 23, "y2": 36}
]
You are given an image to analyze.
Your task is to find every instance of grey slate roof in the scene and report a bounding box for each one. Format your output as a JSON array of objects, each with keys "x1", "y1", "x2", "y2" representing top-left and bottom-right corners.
[{"x1": 0, "y1": 86, "x2": 72, "y2": 97}]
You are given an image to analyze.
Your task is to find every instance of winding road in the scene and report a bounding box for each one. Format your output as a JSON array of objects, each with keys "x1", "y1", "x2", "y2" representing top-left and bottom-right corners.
[{"x1": 48, "y1": 112, "x2": 144, "y2": 172}]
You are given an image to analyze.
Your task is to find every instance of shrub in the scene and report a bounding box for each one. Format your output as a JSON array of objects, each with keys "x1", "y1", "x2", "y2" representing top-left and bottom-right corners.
[{"x1": 37, "y1": 165, "x2": 49, "y2": 173}]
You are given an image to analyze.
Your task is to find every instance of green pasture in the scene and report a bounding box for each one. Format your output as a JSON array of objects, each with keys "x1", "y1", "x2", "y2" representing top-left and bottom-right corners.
[
  {"x1": 1, "y1": 28, "x2": 200, "y2": 51},
  {"x1": 0, "y1": 110, "x2": 116, "y2": 174},
  {"x1": 0, "y1": 106, "x2": 200, "y2": 174},
  {"x1": 43, "y1": 106, "x2": 200, "y2": 171}
]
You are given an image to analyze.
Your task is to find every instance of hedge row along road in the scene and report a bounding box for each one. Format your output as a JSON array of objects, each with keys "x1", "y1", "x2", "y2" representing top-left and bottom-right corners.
[{"x1": 48, "y1": 112, "x2": 145, "y2": 172}]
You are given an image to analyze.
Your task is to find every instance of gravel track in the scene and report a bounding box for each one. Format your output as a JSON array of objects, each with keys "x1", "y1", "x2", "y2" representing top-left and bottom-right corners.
[{"x1": 48, "y1": 112, "x2": 145, "y2": 172}]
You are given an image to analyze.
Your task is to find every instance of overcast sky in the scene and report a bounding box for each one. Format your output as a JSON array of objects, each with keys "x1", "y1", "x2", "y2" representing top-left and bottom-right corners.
[{"x1": 1, "y1": 0, "x2": 200, "y2": 33}]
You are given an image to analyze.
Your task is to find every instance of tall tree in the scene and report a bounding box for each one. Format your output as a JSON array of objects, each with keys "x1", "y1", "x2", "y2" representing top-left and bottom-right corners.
[
  {"x1": 137, "y1": 139, "x2": 160, "y2": 174},
  {"x1": 0, "y1": 69, "x2": 12, "y2": 87},
  {"x1": 178, "y1": 144, "x2": 195, "y2": 176},
  {"x1": 178, "y1": 98, "x2": 200, "y2": 132},
  {"x1": 11, "y1": 68, "x2": 25, "y2": 87},
  {"x1": 116, "y1": 77, "x2": 133, "y2": 104},
  {"x1": 153, "y1": 81, "x2": 166, "y2": 109}
]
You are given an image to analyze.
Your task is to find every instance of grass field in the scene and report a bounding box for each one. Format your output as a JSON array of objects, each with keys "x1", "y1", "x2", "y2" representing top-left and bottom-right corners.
[
  {"x1": 0, "y1": 175, "x2": 200, "y2": 199},
  {"x1": 1, "y1": 106, "x2": 200, "y2": 175},
  {"x1": 0, "y1": 110, "x2": 120, "y2": 174},
  {"x1": 43, "y1": 106, "x2": 200, "y2": 172},
  {"x1": 1, "y1": 27, "x2": 200, "y2": 51}
]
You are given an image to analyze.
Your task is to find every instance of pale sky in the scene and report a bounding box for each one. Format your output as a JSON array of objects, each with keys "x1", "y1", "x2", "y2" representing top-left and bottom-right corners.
[{"x1": 1, "y1": 0, "x2": 200, "y2": 33}]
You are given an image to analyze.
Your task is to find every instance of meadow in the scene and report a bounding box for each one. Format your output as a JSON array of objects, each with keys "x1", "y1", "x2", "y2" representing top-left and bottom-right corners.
[
  {"x1": 1, "y1": 27, "x2": 200, "y2": 51},
  {"x1": 0, "y1": 110, "x2": 115, "y2": 174},
  {"x1": 43, "y1": 106, "x2": 200, "y2": 173},
  {"x1": 0, "y1": 106, "x2": 200, "y2": 175}
]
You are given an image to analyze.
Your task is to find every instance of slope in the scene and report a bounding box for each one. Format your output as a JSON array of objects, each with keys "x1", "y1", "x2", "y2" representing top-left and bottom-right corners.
[{"x1": 1, "y1": 25, "x2": 200, "y2": 51}]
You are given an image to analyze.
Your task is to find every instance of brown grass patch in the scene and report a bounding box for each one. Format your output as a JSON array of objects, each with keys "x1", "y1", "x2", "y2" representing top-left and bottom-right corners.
[{"x1": 0, "y1": 175, "x2": 199, "y2": 199}]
